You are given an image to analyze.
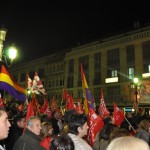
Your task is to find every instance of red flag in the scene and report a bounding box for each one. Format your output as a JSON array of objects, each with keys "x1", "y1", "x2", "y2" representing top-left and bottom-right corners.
[
  {"x1": 113, "y1": 103, "x2": 125, "y2": 126},
  {"x1": 62, "y1": 88, "x2": 68, "y2": 100},
  {"x1": 66, "y1": 95, "x2": 75, "y2": 110},
  {"x1": 87, "y1": 108, "x2": 104, "y2": 146},
  {"x1": 40, "y1": 98, "x2": 52, "y2": 118},
  {"x1": 32, "y1": 72, "x2": 47, "y2": 95},
  {"x1": 98, "y1": 89, "x2": 110, "y2": 119},
  {"x1": 0, "y1": 93, "x2": 4, "y2": 108},
  {"x1": 63, "y1": 89, "x2": 75, "y2": 110},
  {"x1": 31, "y1": 94, "x2": 40, "y2": 115},
  {"x1": 25, "y1": 101, "x2": 34, "y2": 121},
  {"x1": 51, "y1": 97, "x2": 58, "y2": 112},
  {"x1": 75, "y1": 98, "x2": 84, "y2": 114}
]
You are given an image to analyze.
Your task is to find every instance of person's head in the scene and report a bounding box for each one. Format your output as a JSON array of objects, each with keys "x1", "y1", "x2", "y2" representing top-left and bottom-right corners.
[
  {"x1": 41, "y1": 114, "x2": 50, "y2": 123},
  {"x1": 68, "y1": 114, "x2": 88, "y2": 138},
  {"x1": 107, "y1": 136, "x2": 149, "y2": 150},
  {"x1": 138, "y1": 119, "x2": 150, "y2": 132},
  {"x1": 40, "y1": 121, "x2": 53, "y2": 138},
  {"x1": 50, "y1": 133, "x2": 74, "y2": 150},
  {"x1": 109, "y1": 128, "x2": 131, "y2": 142},
  {"x1": 54, "y1": 110, "x2": 62, "y2": 120},
  {"x1": 26, "y1": 116, "x2": 41, "y2": 135},
  {"x1": 125, "y1": 112, "x2": 133, "y2": 118},
  {"x1": 103, "y1": 116, "x2": 114, "y2": 124},
  {"x1": 99, "y1": 123, "x2": 118, "y2": 141},
  {"x1": 13, "y1": 114, "x2": 26, "y2": 128},
  {"x1": 62, "y1": 109, "x2": 77, "y2": 124},
  {"x1": 0, "y1": 107, "x2": 11, "y2": 140}
]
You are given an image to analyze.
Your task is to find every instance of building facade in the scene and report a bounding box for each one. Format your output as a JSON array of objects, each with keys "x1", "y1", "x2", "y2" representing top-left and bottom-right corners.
[{"x1": 10, "y1": 25, "x2": 150, "y2": 107}]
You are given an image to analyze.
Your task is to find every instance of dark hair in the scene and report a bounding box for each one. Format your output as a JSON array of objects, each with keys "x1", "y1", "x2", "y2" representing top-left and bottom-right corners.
[
  {"x1": 99, "y1": 123, "x2": 118, "y2": 140},
  {"x1": 62, "y1": 109, "x2": 77, "y2": 123},
  {"x1": 103, "y1": 116, "x2": 113, "y2": 124},
  {"x1": 50, "y1": 133, "x2": 74, "y2": 150},
  {"x1": 109, "y1": 128, "x2": 130, "y2": 142},
  {"x1": 68, "y1": 114, "x2": 87, "y2": 135},
  {"x1": 13, "y1": 114, "x2": 25, "y2": 125},
  {"x1": 0, "y1": 107, "x2": 6, "y2": 117},
  {"x1": 41, "y1": 114, "x2": 50, "y2": 123}
]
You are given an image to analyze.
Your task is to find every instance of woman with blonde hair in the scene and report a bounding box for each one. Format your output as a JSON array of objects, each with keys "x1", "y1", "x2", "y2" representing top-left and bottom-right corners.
[
  {"x1": 107, "y1": 136, "x2": 149, "y2": 150},
  {"x1": 40, "y1": 122, "x2": 53, "y2": 150}
]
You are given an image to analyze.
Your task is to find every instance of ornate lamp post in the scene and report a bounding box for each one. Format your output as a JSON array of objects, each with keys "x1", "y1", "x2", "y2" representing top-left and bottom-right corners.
[
  {"x1": 0, "y1": 27, "x2": 17, "y2": 67},
  {"x1": 0, "y1": 27, "x2": 17, "y2": 99},
  {"x1": 131, "y1": 77, "x2": 140, "y2": 115}
]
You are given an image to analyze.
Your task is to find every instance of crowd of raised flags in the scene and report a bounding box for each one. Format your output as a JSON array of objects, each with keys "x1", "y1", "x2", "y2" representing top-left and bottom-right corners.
[{"x1": 0, "y1": 64, "x2": 133, "y2": 147}]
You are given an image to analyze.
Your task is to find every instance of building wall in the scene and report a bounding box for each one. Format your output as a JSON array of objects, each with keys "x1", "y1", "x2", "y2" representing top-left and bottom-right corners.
[{"x1": 10, "y1": 25, "x2": 150, "y2": 107}]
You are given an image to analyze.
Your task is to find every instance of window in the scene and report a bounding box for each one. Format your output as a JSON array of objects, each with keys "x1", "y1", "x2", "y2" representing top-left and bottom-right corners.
[
  {"x1": 93, "y1": 72, "x2": 101, "y2": 85},
  {"x1": 67, "y1": 76, "x2": 74, "y2": 88},
  {"x1": 78, "y1": 90, "x2": 83, "y2": 99},
  {"x1": 20, "y1": 73, "x2": 26, "y2": 82},
  {"x1": 78, "y1": 56, "x2": 89, "y2": 86},
  {"x1": 111, "y1": 70, "x2": 117, "y2": 77},
  {"x1": 29, "y1": 70, "x2": 34, "y2": 79},
  {"x1": 107, "y1": 49, "x2": 119, "y2": 66},
  {"x1": 68, "y1": 59, "x2": 74, "y2": 73},
  {"x1": 128, "y1": 67, "x2": 134, "y2": 79},
  {"x1": 107, "y1": 49, "x2": 120, "y2": 78},
  {"x1": 142, "y1": 41, "x2": 150, "y2": 60},
  {"x1": 38, "y1": 68, "x2": 45, "y2": 78},
  {"x1": 126, "y1": 45, "x2": 135, "y2": 63},
  {"x1": 94, "y1": 53, "x2": 101, "y2": 85},
  {"x1": 143, "y1": 64, "x2": 150, "y2": 73},
  {"x1": 94, "y1": 53, "x2": 101, "y2": 70},
  {"x1": 106, "y1": 86, "x2": 120, "y2": 103},
  {"x1": 94, "y1": 88, "x2": 101, "y2": 105}
]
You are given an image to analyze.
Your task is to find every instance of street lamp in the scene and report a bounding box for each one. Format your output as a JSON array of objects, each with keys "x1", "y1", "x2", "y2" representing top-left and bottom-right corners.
[
  {"x1": 131, "y1": 77, "x2": 140, "y2": 115},
  {"x1": 0, "y1": 27, "x2": 17, "y2": 99},
  {"x1": 0, "y1": 27, "x2": 17, "y2": 67}
]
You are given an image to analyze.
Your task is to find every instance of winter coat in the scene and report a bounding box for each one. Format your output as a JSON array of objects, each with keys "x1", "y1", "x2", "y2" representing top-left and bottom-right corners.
[
  {"x1": 13, "y1": 128, "x2": 45, "y2": 150},
  {"x1": 135, "y1": 128, "x2": 150, "y2": 145},
  {"x1": 68, "y1": 133, "x2": 93, "y2": 150}
]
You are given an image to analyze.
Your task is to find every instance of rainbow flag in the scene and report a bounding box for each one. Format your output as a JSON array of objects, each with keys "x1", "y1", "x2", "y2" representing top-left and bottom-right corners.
[{"x1": 0, "y1": 65, "x2": 26, "y2": 102}]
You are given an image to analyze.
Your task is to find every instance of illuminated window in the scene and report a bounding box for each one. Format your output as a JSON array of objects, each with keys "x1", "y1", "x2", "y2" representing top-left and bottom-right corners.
[
  {"x1": 111, "y1": 70, "x2": 117, "y2": 77},
  {"x1": 128, "y1": 67, "x2": 134, "y2": 79}
]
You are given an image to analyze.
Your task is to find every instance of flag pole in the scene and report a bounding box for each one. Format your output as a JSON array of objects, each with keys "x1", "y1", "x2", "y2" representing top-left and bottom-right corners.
[{"x1": 124, "y1": 117, "x2": 136, "y2": 134}]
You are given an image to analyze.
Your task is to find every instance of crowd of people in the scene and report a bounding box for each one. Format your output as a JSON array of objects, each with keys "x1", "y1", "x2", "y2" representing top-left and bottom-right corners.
[{"x1": 0, "y1": 101, "x2": 150, "y2": 150}]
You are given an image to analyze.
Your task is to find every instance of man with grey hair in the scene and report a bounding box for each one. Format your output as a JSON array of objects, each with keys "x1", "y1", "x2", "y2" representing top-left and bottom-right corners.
[
  {"x1": 0, "y1": 107, "x2": 11, "y2": 150},
  {"x1": 13, "y1": 116, "x2": 45, "y2": 150}
]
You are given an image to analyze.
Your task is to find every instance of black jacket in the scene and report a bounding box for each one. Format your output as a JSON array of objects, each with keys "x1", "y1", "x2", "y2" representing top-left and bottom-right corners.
[
  {"x1": 13, "y1": 128, "x2": 45, "y2": 150},
  {"x1": 135, "y1": 128, "x2": 150, "y2": 145},
  {"x1": 6, "y1": 124, "x2": 24, "y2": 150}
]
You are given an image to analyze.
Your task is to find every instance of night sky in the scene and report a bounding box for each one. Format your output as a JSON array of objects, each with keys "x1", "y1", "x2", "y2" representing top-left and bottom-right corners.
[{"x1": 0, "y1": 1, "x2": 150, "y2": 62}]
